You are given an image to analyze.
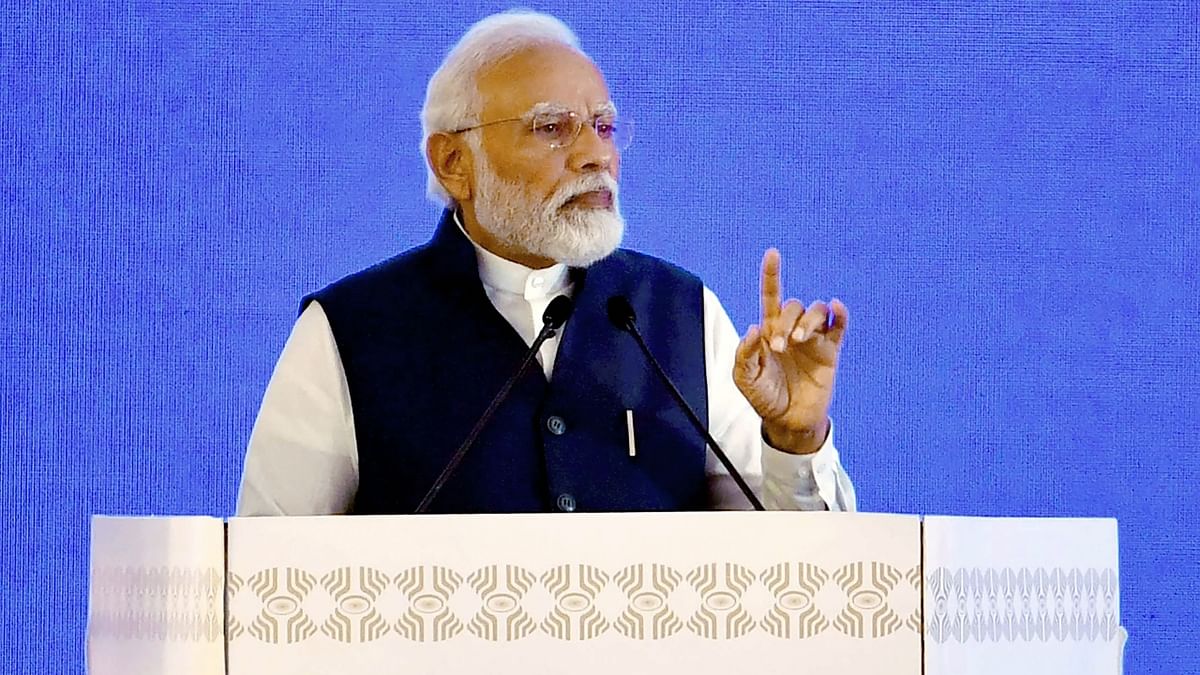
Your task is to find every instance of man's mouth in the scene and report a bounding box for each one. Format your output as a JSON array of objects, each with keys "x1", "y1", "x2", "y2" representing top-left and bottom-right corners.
[{"x1": 564, "y1": 189, "x2": 614, "y2": 210}]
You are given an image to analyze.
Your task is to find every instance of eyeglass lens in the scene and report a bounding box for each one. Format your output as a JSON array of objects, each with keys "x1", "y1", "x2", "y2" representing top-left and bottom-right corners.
[{"x1": 530, "y1": 112, "x2": 633, "y2": 150}]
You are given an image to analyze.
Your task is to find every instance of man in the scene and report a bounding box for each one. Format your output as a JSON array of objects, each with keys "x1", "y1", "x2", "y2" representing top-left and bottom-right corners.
[{"x1": 237, "y1": 10, "x2": 856, "y2": 515}]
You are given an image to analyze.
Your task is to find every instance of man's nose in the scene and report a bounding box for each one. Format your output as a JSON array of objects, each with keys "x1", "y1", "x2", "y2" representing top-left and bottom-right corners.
[{"x1": 567, "y1": 122, "x2": 614, "y2": 173}]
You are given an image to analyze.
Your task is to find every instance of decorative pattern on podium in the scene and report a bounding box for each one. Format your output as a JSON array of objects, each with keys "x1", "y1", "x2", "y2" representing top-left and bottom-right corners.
[
  {"x1": 227, "y1": 568, "x2": 318, "y2": 644},
  {"x1": 831, "y1": 562, "x2": 915, "y2": 638},
  {"x1": 925, "y1": 567, "x2": 1120, "y2": 644},
  {"x1": 613, "y1": 563, "x2": 684, "y2": 640},
  {"x1": 468, "y1": 564, "x2": 535, "y2": 641},
  {"x1": 398, "y1": 565, "x2": 464, "y2": 642},
  {"x1": 758, "y1": 562, "x2": 829, "y2": 639},
  {"x1": 685, "y1": 563, "x2": 757, "y2": 639},
  {"x1": 225, "y1": 561, "x2": 922, "y2": 644},
  {"x1": 540, "y1": 564, "x2": 610, "y2": 640},
  {"x1": 322, "y1": 566, "x2": 391, "y2": 643},
  {"x1": 90, "y1": 566, "x2": 223, "y2": 643}
]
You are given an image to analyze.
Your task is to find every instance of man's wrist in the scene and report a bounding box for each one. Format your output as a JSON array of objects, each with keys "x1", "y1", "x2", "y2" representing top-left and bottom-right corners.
[{"x1": 762, "y1": 419, "x2": 830, "y2": 455}]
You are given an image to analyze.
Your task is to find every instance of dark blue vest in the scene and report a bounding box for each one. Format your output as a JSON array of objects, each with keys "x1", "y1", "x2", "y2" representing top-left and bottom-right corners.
[{"x1": 306, "y1": 211, "x2": 708, "y2": 514}]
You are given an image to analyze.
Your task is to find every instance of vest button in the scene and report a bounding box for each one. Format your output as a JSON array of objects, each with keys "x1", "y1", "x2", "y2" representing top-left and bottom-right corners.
[
  {"x1": 546, "y1": 415, "x2": 567, "y2": 435},
  {"x1": 557, "y1": 493, "x2": 576, "y2": 512}
]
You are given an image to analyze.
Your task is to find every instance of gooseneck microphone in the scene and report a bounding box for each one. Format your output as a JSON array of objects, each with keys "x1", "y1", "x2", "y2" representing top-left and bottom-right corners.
[
  {"x1": 415, "y1": 295, "x2": 575, "y2": 514},
  {"x1": 607, "y1": 296, "x2": 766, "y2": 511}
]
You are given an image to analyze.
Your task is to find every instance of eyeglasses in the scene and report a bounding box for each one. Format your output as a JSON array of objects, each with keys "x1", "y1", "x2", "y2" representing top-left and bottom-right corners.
[{"x1": 449, "y1": 109, "x2": 633, "y2": 151}]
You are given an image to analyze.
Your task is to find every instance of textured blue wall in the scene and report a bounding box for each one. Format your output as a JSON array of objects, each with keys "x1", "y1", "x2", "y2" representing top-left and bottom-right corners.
[{"x1": 3, "y1": 1, "x2": 1197, "y2": 672}]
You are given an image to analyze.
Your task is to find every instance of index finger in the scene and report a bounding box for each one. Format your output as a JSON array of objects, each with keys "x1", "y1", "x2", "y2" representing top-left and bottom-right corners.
[{"x1": 761, "y1": 248, "x2": 782, "y2": 322}]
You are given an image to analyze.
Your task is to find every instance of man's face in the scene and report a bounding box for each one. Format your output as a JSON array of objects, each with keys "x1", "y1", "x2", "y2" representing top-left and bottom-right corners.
[{"x1": 466, "y1": 43, "x2": 625, "y2": 267}]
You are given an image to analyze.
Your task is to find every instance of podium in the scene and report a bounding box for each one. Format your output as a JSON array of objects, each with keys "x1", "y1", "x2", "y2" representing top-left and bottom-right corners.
[{"x1": 87, "y1": 512, "x2": 1124, "y2": 674}]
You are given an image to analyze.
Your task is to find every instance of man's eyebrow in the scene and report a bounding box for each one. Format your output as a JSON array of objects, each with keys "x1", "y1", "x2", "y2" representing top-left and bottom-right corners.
[
  {"x1": 528, "y1": 101, "x2": 573, "y2": 117},
  {"x1": 525, "y1": 100, "x2": 618, "y2": 117},
  {"x1": 592, "y1": 101, "x2": 617, "y2": 117}
]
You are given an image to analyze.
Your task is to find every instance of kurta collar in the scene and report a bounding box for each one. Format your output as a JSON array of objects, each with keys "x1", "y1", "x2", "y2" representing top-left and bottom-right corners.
[{"x1": 452, "y1": 210, "x2": 571, "y2": 300}]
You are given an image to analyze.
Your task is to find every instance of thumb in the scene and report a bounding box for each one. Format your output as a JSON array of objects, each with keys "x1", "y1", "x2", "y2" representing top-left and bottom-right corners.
[{"x1": 734, "y1": 324, "x2": 765, "y2": 382}]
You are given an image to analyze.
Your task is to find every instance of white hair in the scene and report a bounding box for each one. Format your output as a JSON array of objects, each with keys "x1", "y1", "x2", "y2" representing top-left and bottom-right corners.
[{"x1": 421, "y1": 10, "x2": 584, "y2": 205}]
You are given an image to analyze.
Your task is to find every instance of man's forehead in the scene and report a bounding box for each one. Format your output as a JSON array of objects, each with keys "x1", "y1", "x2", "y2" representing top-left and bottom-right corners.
[{"x1": 475, "y1": 43, "x2": 611, "y2": 117}]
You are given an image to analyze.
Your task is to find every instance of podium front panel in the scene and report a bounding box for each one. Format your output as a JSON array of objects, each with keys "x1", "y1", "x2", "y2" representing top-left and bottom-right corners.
[{"x1": 226, "y1": 511, "x2": 921, "y2": 675}]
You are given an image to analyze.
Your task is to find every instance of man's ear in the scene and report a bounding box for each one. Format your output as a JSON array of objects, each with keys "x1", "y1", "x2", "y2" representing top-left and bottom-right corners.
[{"x1": 426, "y1": 132, "x2": 472, "y2": 203}]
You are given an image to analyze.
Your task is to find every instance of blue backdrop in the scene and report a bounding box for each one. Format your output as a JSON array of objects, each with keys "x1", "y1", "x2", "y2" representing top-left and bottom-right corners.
[{"x1": 3, "y1": 1, "x2": 1197, "y2": 672}]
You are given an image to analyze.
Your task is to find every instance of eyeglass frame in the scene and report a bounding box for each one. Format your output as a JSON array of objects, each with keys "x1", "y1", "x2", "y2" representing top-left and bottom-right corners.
[{"x1": 445, "y1": 102, "x2": 631, "y2": 151}]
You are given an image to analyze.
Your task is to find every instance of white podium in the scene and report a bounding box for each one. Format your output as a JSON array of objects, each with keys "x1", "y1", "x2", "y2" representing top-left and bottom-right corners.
[{"x1": 87, "y1": 512, "x2": 1123, "y2": 674}]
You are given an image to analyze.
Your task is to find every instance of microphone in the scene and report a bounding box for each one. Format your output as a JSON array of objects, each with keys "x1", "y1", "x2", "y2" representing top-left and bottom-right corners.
[
  {"x1": 607, "y1": 296, "x2": 765, "y2": 511},
  {"x1": 415, "y1": 295, "x2": 575, "y2": 514}
]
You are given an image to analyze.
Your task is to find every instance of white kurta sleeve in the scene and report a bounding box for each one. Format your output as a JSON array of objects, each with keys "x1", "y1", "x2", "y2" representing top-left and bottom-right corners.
[
  {"x1": 702, "y1": 287, "x2": 857, "y2": 511},
  {"x1": 236, "y1": 301, "x2": 359, "y2": 516}
]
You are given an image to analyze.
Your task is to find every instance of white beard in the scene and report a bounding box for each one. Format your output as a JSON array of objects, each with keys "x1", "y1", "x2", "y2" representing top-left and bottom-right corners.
[{"x1": 472, "y1": 155, "x2": 625, "y2": 268}]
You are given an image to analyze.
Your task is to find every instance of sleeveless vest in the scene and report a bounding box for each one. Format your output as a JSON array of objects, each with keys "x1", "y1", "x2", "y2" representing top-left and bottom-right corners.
[{"x1": 306, "y1": 210, "x2": 708, "y2": 514}]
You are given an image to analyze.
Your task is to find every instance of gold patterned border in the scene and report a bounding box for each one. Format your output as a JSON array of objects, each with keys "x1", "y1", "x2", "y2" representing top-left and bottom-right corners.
[{"x1": 225, "y1": 561, "x2": 921, "y2": 644}]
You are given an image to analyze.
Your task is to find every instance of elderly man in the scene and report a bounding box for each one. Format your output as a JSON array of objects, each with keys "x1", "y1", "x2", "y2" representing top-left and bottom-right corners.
[{"x1": 237, "y1": 10, "x2": 856, "y2": 515}]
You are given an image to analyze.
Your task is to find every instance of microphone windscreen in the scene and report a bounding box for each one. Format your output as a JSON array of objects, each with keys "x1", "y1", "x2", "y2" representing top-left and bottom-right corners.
[
  {"x1": 606, "y1": 296, "x2": 636, "y2": 331},
  {"x1": 543, "y1": 295, "x2": 575, "y2": 329}
]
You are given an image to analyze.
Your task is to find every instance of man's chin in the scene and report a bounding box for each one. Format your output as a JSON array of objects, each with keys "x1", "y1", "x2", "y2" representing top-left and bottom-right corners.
[{"x1": 542, "y1": 224, "x2": 624, "y2": 267}]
